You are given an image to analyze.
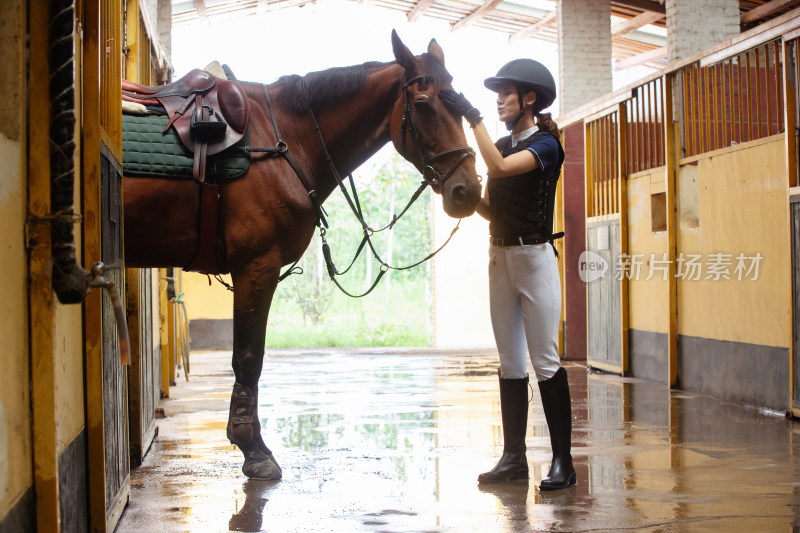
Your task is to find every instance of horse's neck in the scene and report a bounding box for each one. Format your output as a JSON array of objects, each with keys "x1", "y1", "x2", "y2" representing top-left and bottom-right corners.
[{"x1": 311, "y1": 64, "x2": 403, "y2": 197}]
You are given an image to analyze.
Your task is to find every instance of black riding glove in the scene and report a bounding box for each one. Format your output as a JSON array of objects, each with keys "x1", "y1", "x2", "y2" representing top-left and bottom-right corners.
[{"x1": 440, "y1": 89, "x2": 483, "y2": 128}]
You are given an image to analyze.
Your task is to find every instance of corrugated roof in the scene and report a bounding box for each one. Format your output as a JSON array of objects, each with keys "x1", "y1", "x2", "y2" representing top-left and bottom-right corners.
[{"x1": 171, "y1": 0, "x2": 800, "y2": 70}]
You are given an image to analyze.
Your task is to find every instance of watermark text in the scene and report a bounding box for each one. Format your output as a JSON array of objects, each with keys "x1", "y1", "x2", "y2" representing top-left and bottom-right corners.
[{"x1": 578, "y1": 251, "x2": 763, "y2": 282}]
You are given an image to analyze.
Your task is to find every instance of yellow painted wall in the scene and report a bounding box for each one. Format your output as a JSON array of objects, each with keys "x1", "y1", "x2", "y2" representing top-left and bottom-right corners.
[
  {"x1": 50, "y1": 0, "x2": 88, "y2": 470},
  {"x1": 677, "y1": 136, "x2": 791, "y2": 348},
  {"x1": 25, "y1": 2, "x2": 92, "y2": 528},
  {"x1": 183, "y1": 272, "x2": 234, "y2": 320},
  {"x1": 626, "y1": 168, "x2": 670, "y2": 335},
  {"x1": 152, "y1": 270, "x2": 163, "y2": 357},
  {"x1": 53, "y1": 306, "x2": 89, "y2": 452},
  {"x1": 0, "y1": 0, "x2": 31, "y2": 518},
  {"x1": 52, "y1": 5, "x2": 90, "y2": 455}
]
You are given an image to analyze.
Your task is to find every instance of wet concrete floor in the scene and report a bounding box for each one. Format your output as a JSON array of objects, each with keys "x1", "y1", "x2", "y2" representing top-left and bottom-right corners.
[{"x1": 116, "y1": 349, "x2": 800, "y2": 532}]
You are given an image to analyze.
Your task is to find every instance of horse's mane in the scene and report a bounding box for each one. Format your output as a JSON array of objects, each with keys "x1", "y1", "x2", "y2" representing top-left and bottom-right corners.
[{"x1": 278, "y1": 53, "x2": 453, "y2": 114}]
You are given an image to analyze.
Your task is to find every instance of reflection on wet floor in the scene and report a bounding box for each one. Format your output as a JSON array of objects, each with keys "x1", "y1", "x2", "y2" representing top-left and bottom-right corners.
[{"x1": 117, "y1": 349, "x2": 800, "y2": 532}]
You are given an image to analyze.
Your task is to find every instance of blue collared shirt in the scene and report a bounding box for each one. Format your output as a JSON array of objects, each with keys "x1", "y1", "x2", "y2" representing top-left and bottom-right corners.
[{"x1": 512, "y1": 125, "x2": 560, "y2": 175}]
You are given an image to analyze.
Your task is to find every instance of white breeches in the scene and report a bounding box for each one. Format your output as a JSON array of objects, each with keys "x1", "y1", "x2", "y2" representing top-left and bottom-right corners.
[{"x1": 489, "y1": 243, "x2": 562, "y2": 382}]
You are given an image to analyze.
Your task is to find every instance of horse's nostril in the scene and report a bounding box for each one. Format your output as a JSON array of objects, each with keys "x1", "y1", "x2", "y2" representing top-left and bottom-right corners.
[{"x1": 451, "y1": 184, "x2": 467, "y2": 203}]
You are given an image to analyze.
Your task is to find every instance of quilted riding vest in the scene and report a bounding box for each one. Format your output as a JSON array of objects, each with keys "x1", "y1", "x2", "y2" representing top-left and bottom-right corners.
[{"x1": 488, "y1": 130, "x2": 565, "y2": 242}]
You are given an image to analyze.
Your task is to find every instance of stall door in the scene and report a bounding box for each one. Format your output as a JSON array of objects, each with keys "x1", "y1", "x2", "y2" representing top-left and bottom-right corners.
[
  {"x1": 127, "y1": 267, "x2": 160, "y2": 466},
  {"x1": 100, "y1": 145, "x2": 130, "y2": 526},
  {"x1": 584, "y1": 107, "x2": 629, "y2": 374},
  {"x1": 586, "y1": 220, "x2": 625, "y2": 372}
]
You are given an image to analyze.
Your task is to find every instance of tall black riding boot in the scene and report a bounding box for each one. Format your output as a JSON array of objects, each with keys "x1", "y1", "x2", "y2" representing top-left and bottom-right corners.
[
  {"x1": 477, "y1": 375, "x2": 529, "y2": 484},
  {"x1": 538, "y1": 367, "x2": 576, "y2": 491}
]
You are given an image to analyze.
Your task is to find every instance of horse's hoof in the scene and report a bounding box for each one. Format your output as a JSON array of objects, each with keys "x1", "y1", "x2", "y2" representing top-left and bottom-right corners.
[{"x1": 242, "y1": 454, "x2": 282, "y2": 480}]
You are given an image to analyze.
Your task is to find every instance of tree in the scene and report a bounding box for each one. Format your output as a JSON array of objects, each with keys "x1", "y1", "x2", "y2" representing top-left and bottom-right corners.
[
  {"x1": 290, "y1": 148, "x2": 433, "y2": 322},
  {"x1": 291, "y1": 237, "x2": 331, "y2": 326}
]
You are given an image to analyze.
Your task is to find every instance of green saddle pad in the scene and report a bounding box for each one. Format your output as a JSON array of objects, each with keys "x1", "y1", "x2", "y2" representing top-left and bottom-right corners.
[{"x1": 122, "y1": 112, "x2": 250, "y2": 180}]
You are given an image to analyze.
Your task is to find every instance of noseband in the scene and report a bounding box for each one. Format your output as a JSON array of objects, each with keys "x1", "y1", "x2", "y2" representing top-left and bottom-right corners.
[{"x1": 399, "y1": 75, "x2": 475, "y2": 188}]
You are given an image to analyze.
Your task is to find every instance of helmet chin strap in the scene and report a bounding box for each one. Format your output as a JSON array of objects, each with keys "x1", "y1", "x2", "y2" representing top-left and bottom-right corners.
[
  {"x1": 505, "y1": 86, "x2": 530, "y2": 131},
  {"x1": 504, "y1": 112, "x2": 524, "y2": 131}
]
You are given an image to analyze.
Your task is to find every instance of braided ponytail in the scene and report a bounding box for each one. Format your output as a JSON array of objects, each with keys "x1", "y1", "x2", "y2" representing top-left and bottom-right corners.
[{"x1": 535, "y1": 111, "x2": 560, "y2": 139}]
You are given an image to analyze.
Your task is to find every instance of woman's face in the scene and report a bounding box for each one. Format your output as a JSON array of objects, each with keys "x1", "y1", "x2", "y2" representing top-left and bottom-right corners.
[{"x1": 495, "y1": 82, "x2": 536, "y2": 123}]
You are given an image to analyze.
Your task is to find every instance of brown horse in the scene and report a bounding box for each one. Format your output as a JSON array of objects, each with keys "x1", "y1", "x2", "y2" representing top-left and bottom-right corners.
[{"x1": 123, "y1": 31, "x2": 481, "y2": 479}]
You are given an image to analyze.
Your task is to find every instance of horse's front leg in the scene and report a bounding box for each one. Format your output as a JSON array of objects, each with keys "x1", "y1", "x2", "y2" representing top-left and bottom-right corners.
[{"x1": 227, "y1": 258, "x2": 282, "y2": 480}]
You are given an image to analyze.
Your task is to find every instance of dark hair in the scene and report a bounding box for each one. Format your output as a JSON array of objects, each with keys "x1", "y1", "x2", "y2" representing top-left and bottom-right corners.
[
  {"x1": 517, "y1": 84, "x2": 558, "y2": 137},
  {"x1": 535, "y1": 111, "x2": 560, "y2": 138}
]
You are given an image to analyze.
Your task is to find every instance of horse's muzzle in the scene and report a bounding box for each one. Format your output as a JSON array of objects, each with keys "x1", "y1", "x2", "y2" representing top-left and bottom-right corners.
[{"x1": 441, "y1": 174, "x2": 481, "y2": 218}]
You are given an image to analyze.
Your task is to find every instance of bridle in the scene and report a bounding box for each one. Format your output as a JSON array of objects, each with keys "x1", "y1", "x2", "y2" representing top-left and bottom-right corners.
[
  {"x1": 237, "y1": 72, "x2": 475, "y2": 297},
  {"x1": 397, "y1": 74, "x2": 475, "y2": 190}
]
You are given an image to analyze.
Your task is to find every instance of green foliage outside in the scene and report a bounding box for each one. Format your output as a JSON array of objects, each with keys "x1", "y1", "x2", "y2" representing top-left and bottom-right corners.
[{"x1": 265, "y1": 148, "x2": 435, "y2": 348}]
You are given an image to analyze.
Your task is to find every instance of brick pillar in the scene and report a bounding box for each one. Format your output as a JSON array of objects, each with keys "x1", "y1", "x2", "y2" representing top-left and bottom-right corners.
[
  {"x1": 666, "y1": 0, "x2": 739, "y2": 62},
  {"x1": 156, "y1": 0, "x2": 173, "y2": 84},
  {"x1": 557, "y1": 0, "x2": 612, "y2": 115},
  {"x1": 157, "y1": 0, "x2": 172, "y2": 61}
]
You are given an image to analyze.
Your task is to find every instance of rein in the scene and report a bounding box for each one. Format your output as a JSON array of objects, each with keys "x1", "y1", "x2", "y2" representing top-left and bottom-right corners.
[{"x1": 239, "y1": 74, "x2": 472, "y2": 297}]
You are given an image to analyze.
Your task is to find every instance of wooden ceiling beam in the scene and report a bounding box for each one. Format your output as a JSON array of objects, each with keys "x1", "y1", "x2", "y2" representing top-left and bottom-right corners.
[
  {"x1": 508, "y1": 10, "x2": 557, "y2": 43},
  {"x1": 611, "y1": 0, "x2": 666, "y2": 15},
  {"x1": 452, "y1": 0, "x2": 505, "y2": 31},
  {"x1": 612, "y1": 10, "x2": 664, "y2": 37},
  {"x1": 741, "y1": 0, "x2": 800, "y2": 25},
  {"x1": 408, "y1": 0, "x2": 435, "y2": 22},
  {"x1": 614, "y1": 45, "x2": 666, "y2": 70}
]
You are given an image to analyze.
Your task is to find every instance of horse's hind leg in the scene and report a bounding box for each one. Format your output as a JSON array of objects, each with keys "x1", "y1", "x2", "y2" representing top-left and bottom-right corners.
[{"x1": 227, "y1": 263, "x2": 282, "y2": 480}]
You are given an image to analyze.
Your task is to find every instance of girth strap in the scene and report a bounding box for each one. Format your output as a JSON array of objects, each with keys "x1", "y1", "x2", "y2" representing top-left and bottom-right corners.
[{"x1": 184, "y1": 183, "x2": 221, "y2": 273}]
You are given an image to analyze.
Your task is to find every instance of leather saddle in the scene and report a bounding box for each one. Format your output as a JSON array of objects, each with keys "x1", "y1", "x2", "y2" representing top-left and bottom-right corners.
[{"x1": 122, "y1": 69, "x2": 250, "y2": 182}]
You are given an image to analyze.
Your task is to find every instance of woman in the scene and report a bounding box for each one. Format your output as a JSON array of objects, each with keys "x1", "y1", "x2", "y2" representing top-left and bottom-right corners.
[{"x1": 440, "y1": 59, "x2": 575, "y2": 491}]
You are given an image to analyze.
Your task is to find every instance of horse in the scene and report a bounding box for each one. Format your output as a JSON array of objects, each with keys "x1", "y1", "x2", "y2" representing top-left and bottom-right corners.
[{"x1": 122, "y1": 30, "x2": 482, "y2": 479}]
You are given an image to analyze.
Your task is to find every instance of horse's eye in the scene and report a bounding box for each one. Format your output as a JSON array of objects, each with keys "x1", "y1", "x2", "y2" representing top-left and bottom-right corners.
[{"x1": 414, "y1": 97, "x2": 434, "y2": 114}]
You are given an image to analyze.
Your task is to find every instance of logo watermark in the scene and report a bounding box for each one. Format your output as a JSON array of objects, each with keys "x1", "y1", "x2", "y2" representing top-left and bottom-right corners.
[
  {"x1": 578, "y1": 250, "x2": 609, "y2": 283},
  {"x1": 579, "y1": 251, "x2": 763, "y2": 282}
]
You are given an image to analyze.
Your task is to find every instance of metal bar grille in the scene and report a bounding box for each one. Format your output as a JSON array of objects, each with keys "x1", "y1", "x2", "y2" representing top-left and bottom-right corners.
[
  {"x1": 624, "y1": 77, "x2": 665, "y2": 175},
  {"x1": 680, "y1": 39, "x2": 785, "y2": 158},
  {"x1": 586, "y1": 111, "x2": 620, "y2": 217},
  {"x1": 787, "y1": 37, "x2": 800, "y2": 188}
]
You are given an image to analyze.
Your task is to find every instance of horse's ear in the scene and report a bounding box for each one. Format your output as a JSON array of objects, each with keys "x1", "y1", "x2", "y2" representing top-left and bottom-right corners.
[
  {"x1": 427, "y1": 38, "x2": 445, "y2": 66},
  {"x1": 392, "y1": 29, "x2": 417, "y2": 72}
]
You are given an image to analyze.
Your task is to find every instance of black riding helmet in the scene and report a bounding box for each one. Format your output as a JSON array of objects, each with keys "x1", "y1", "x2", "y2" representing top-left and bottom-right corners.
[{"x1": 484, "y1": 58, "x2": 556, "y2": 129}]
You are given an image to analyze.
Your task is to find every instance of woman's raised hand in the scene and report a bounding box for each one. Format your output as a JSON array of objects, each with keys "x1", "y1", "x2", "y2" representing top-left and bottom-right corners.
[{"x1": 440, "y1": 89, "x2": 483, "y2": 128}]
